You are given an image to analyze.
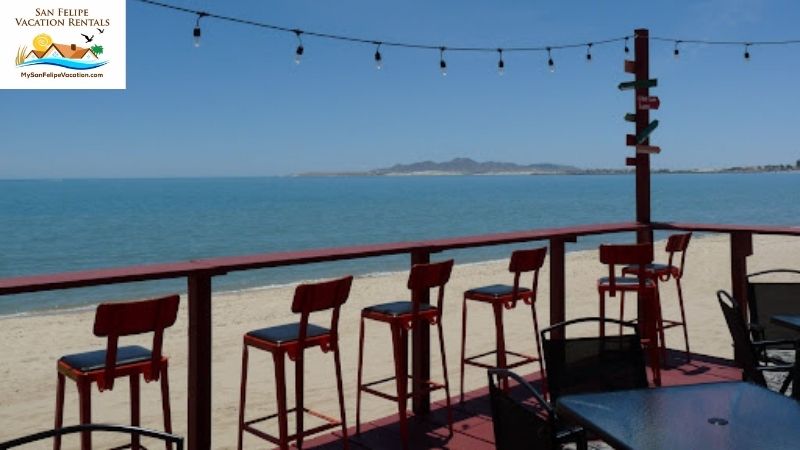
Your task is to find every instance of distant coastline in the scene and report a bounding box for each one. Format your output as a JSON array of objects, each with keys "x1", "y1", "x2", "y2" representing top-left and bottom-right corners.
[{"x1": 296, "y1": 157, "x2": 800, "y2": 177}]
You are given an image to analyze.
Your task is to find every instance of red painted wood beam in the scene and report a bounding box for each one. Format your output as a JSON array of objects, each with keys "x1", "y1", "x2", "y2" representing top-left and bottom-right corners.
[
  {"x1": 410, "y1": 250, "x2": 431, "y2": 414},
  {"x1": 187, "y1": 273, "x2": 213, "y2": 450}
]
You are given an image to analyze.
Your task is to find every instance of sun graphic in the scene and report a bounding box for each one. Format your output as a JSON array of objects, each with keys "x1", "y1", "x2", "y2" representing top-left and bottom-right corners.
[{"x1": 32, "y1": 33, "x2": 53, "y2": 52}]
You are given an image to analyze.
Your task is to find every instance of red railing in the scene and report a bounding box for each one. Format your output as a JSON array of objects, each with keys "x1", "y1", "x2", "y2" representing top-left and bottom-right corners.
[{"x1": 1, "y1": 221, "x2": 798, "y2": 450}]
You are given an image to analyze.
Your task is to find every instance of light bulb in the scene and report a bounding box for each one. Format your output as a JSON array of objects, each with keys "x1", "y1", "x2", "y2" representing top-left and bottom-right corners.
[
  {"x1": 744, "y1": 45, "x2": 751, "y2": 62},
  {"x1": 673, "y1": 42, "x2": 681, "y2": 60},
  {"x1": 439, "y1": 48, "x2": 447, "y2": 76},
  {"x1": 548, "y1": 58, "x2": 555, "y2": 73},
  {"x1": 624, "y1": 37, "x2": 630, "y2": 54},
  {"x1": 497, "y1": 49, "x2": 504, "y2": 76},
  {"x1": 295, "y1": 45, "x2": 304, "y2": 64},
  {"x1": 586, "y1": 43, "x2": 592, "y2": 63},
  {"x1": 374, "y1": 50, "x2": 382, "y2": 70},
  {"x1": 193, "y1": 26, "x2": 201, "y2": 48}
]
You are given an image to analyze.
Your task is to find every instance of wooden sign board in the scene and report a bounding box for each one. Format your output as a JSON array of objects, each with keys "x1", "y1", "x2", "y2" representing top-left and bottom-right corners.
[
  {"x1": 618, "y1": 79, "x2": 658, "y2": 91},
  {"x1": 624, "y1": 60, "x2": 636, "y2": 74},
  {"x1": 637, "y1": 96, "x2": 661, "y2": 110},
  {"x1": 636, "y1": 145, "x2": 661, "y2": 154}
]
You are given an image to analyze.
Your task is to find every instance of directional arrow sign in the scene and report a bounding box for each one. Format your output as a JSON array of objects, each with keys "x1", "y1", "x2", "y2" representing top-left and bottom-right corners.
[
  {"x1": 635, "y1": 120, "x2": 659, "y2": 144},
  {"x1": 618, "y1": 79, "x2": 658, "y2": 91},
  {"x1": 637, "y1": 96, "x2": 661, "y2": 110},
  {"x1": 624, "y1": 113, "x2": 637, "y2": 122},
  {"x1": 624, "y1": 60, "x2": 636, "y2": 74},
  {"x1": 636, "y1": 145, "x2": 661, "y2": 154}
]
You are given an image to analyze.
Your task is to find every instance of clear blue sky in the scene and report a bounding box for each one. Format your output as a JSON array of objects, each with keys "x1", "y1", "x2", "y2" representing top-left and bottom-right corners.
[{"x1": 2, "y1": 0, "x2": 800, "y2": 178}]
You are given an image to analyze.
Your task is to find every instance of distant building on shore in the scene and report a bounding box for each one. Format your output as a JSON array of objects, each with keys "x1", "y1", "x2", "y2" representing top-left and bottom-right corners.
[{"x1": 25, "y1": 43, "x2": 98, "y2": 62}]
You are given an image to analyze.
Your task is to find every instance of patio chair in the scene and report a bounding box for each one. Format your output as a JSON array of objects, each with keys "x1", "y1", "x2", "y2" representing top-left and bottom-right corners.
[
  {"x1": 54, "y1": 294, "x2": 180, "y2": 450},
  {"x1": 622, "y1": 232, "x2": 692, "y2": 359},
  {"x1": 488, "y1": 369, "x2": 587, "y2": 450},
  {"x1": 238, "y1": 276, "x2": 353, "y2": 450},
  {"x1": 356, "y1": 259, "x2": 454, "y2": 450},
  {"x1": 460, "y1": 247, "x2": 547, "y2": 402},
  {"x1": 540, "y1": 317, "x2": 649, "y2": 402},
  {"x1": 0, "y1": 424, "x2": 183, "y2": 450},
  {"x1": 717, "y1": 290, "x2": 800, "y2": 399},
  {"x1": 746, "y1": 269, "x2": 800, "y2": 344}
]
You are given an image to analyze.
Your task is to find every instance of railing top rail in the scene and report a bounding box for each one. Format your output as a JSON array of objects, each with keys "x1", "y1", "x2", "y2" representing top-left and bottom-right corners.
[
  {"x1": 0, "y1": 222, "x2": 642, "y2": 296},
  {"x1": 2, "y1": 221, "x2": 798, "y2": 297},
  {"x1": 653, "y1": 222, "x2": 800, "y2": 236}
]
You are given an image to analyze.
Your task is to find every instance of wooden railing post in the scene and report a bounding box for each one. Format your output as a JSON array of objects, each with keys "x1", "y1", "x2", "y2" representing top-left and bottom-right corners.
[
  {"x1": 187, "y1": 272, "x2": 213, "y2": 450},
  {"x1": 549, "y1": 237, "x2": 575, "y2": 339},
  {"x1": 411, "y1": 249, "x2": 431, "y2": 414},
  {"x1": 730, "y1": 232, "x2": 753, "y2": 320}
]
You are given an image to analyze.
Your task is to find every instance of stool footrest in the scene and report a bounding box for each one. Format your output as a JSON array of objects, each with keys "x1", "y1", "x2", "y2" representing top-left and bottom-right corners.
[
  {"x1": 360, "y1": 375, "x2": 446, "y2": 402},
  {"x1": 464, "y1": 350, "x2": 540, "y2": 370},
  {"x1": 243, "y1": 406, "x2": 342, "y2": 444}
]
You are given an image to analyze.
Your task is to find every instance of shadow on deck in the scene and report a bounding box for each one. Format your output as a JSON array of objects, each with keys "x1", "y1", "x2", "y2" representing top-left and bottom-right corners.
[{"x1": 302, "y1": 349, "x2": 741, "y2": 449}]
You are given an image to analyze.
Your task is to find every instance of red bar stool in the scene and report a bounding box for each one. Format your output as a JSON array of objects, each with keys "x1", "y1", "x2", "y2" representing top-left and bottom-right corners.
[
  {"x1": 459, "y1": 247, "x2": 547, "y2": 402},
  {"x1": 237, "y1": 276, "x2": 352, "y2": 450},
  {"x1": 597, "y1": 243, "x2": 663, "y2": 385},
  {"x1": 355, "y1": 259, "x2": 454, "y2": 449},
  {"x1": 54, "y1": 294, "x2": 180, "y2": 450},
  {"x1": 622, "y1": 232, "x2": 692, "y2": 359}
]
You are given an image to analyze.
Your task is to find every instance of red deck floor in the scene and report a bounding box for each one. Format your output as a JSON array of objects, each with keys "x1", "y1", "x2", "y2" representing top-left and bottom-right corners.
[{"x1": 301, "y1": 349, "x2": 741, "y2": 449}]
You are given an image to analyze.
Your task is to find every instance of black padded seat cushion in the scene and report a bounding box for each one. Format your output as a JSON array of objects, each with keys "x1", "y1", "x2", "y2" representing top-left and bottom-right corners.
[
  {"x1": 624, "y1": 263, "x2": 673, "y2": 273},
  {"x1": 465, "y1": 284, "x2": 532, "y2": 299},
  {"x1": 363, "y1": 301, "x2": 436, "y2": 317},
  {"x1": 60, "y1": 345, "x2": 152, "y2": 372},
  {"x1": 598, "y1": 276, "x2": 656, "y2": 286},
  {"x1": 247, "y1": 323, "x2": 330, "y2": 344}
]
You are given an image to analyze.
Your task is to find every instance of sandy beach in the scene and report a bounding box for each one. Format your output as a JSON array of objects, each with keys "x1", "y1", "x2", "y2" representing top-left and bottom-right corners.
[{"x1": 1, "y1": 233, "x2": 799, "y2": 448}]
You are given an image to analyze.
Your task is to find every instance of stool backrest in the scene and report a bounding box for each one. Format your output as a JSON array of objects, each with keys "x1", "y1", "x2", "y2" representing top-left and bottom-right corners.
[
  {"x1": 407, "y1": 259, "x2": 454, "y2": 317},
  {"x1": 93, "y1": 294, "x2": 180, "y2": 390},
  {"x1": 508, "y1": 247, "x2": 547, "y2": 305},
  {"x1": 292, "y1": 276, "x2": 353, "y2": 348},
  {"x1": 665, "y1": 232, "x2": 692, "y2": 278},
  {"x1": 599, "y1": 243, "x2": 653, "y2": 296}
]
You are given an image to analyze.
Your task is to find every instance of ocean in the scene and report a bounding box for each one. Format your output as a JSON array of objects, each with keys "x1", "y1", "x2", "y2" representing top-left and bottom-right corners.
[{"x1": 1, "y1": 173, "x2": 798, "y2": 315}]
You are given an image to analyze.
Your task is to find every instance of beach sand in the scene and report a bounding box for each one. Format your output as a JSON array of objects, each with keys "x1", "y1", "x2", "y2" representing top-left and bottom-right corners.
[{"x1": 1, "y1": 233, "x2": 799, "y2": 448}]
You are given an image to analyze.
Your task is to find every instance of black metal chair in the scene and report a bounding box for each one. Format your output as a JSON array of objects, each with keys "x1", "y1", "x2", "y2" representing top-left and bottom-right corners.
[
  {"x1": 487, "y1": 369, "x2": 586, "y2": 450},
  {"x1": 717, "y1": 290, "x2": 800, "y2": 398},
  {"x1": 0, "y1": 424, "x2": 183, "y2": 450},
  {"x1": 747, "y1": 270, "x2": 800, "y2": 343},
  {"x1": 540, "y1": 317, "x2": 649, "y2": 402}
]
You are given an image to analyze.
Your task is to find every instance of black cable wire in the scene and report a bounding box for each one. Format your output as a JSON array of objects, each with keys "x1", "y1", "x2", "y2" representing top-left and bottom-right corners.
[
  {"x1": 135, "y1": 0, "x2": 629, "y2": 53},
  {"x1": 652, "y1": 36, "x2": 800, "y2": 46}
]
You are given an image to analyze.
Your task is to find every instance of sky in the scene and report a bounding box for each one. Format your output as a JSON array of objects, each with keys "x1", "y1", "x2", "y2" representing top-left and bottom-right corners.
[{"x1": 2, "y1": 0, "x2": 800, "y2": 178}]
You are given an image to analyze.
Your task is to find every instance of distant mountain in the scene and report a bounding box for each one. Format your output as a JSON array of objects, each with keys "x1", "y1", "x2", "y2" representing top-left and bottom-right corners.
[{"x1": 297, "y1": 158, "x2": 581, "y2": 176}]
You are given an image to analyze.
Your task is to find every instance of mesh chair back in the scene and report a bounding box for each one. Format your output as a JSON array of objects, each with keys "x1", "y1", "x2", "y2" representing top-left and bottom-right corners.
[
  {"x1": 541, "y1": 318, "x2": 648, "y2": 401},
  {"x1": 747, "y1": 270, "x2": 800, "y2": 342},
  {"x1": 487, "y1": 369, "x2": 553, "y2": 450},
  {"x1": 717, "y1": 290, "x2": 767, "y2": 386}
]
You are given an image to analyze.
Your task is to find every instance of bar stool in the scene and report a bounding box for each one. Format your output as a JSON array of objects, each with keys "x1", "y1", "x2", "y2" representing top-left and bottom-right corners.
[
  {"x1": 597, "y1": 243, "x2": 663, "y2": 385},
  {"x1": 459, "y1": 247, "x2": 547, "y2": 402},
  {"x1": 237, "y1": 276, "x2": 352, "y2": 450},
  {"x1": 356, "y1": 260, "x2": 454, "y2": 449},
  {"x1": 54, "y1": 294, "x2": 180, "y2": 450},
  {"x1": 622, "y1": 232, "x2": 692, "y2": 359}
]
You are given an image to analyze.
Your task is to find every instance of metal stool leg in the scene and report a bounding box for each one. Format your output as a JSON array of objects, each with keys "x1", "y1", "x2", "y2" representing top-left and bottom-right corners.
[
  {"x1": 160, "y1": 363, "x2": 173, "y2": 450},
  {"x1": 237, "y1": 345, "x2": 249, "y2": 450},
  {"x1": 333, "y1": 341, "x2": 349, "y2": 449},
  {"x1": 619, "y1": 291, "x2": 626, "y2": 335},
  {"x1": 355, "y1": 317, "x2": 366, "y2": 435},
  {"x1": 77, "y1": 379, "x2": 92, "y2": 450},
  {"x1": 391, "y1": 324, "x2": 410, "y2": 450},
  {"x1": 273, "y1": 351, "x2": 290, "y2": 450},
  {"x1": 295, "y1": 350, "x2": 305, "y2": 449},
  {"x1": 492, "y1": 302, "x2": 509, "y2": 391},
  {"x1": 437, "y1": 319, "x2": 453, "y2": 435},
  {"x1": 53, "y1": 372, "x2": 65, "y2": 450},
  {"x1": 459, "y1": 295, "x2": 468, "y2": 403},
  {"x1": 530, "y1": 302, "x2": 547, "y2": 397},
  {"x1": 599, "y1": 290, "x2": 607, "y2": 337},
  {"x1": 130, "y1": 374, "x2": 141, "y2": 450},
  {"x1": 675, "y1": 277, "x2": 691, "y2": 360}
]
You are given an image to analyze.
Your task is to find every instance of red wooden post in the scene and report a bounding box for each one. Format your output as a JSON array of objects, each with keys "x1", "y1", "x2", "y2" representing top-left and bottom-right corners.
[
  {"x1": 549, "y1": 237, "x2": 574, "y2": 339},
  {"x1": 730, "y1": 232, "x2": 753, "y2": 319},
  {"x1": 187, "y1": 273, "x2": 213, "y2": 450},
  {"x1": 411, "y1": 249, "x2": 431, "y2": 414},
  {"x1": 634, "y1": 28, "x2": 654, "y2": 245}
]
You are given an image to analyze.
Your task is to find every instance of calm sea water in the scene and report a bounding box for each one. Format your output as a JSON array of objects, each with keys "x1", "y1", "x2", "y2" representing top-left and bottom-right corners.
[{"x1": 0, "y1": 173, "x2": 798, "y2": 315}]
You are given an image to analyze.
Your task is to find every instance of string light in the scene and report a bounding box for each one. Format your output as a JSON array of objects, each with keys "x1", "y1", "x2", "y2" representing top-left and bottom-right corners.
[
  {"x1": 673, "y1": 40, "x2": 681, "y2": 59},
  {"x1": 192, "y1": 12, "x2": 207, "y2": 48},
  {"x1": 374, "y1": 42, "x2": 383, "y2": 69},
  {"x1": 624, "y1": 36, "x2": 630, "y2": 53},
  {"x1": 294, "y1": 30, "x2": 304, "y2": 64},
  {"x1": 547, "y1": 47, "x2": 555, "y2": 73},
  {"x1": 497, "y1": 49, "x2": 505, "y2": 75},
  {"x1": 744, "y1": 43, "x2": 751, "y2": 62},
  {"x1": 439, "y1": 47, "x2": 447, "y2": 76}
]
